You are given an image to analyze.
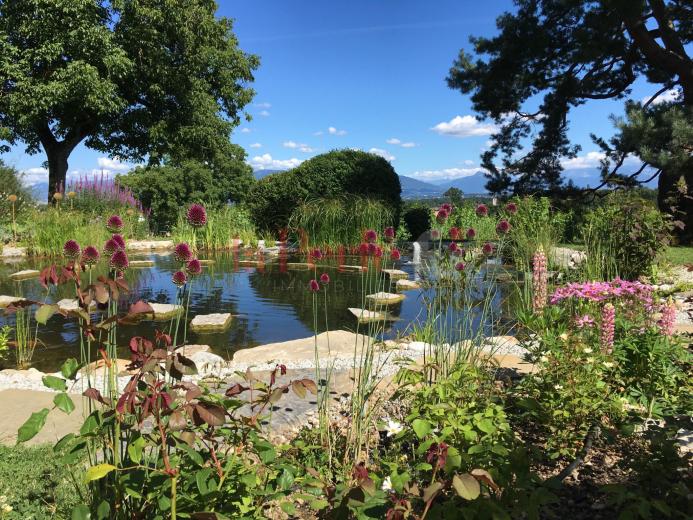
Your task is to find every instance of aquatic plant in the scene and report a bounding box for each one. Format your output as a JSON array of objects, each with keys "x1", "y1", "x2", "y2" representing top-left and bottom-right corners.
[{"x1": 173, "y1": 205, "x2": 256, "y2": 251}]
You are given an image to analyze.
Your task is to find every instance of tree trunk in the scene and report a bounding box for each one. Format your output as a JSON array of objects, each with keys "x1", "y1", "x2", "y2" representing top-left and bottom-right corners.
[
  {"x1": 658, "y1": 159, "x2": 693, "y2": 245},
  {"x1": 45, "y1": 146, "x2": 69, "y2": 202}
]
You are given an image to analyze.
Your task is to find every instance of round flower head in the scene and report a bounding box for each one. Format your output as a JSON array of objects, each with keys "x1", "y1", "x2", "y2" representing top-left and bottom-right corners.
[
  {"x1": 82, "y1": 245, "x2": 100, "y2": 265},
  {"x1": 496, "y1": 219, "x2": 511, "y2": 234},
  {"x1": 390, "y1": 248, "x2": 401, "y2": 261},
  {"x1": 482, "y1": 242, "x2": 494, "y2": 256},
  {"x1": 67, "y1": 191, "x2": 76, "y2": 199},
  {"x1": 106, "y1": 215, "x2": 124, "y2": 233},
  {"x1": 308, "y1": 279, "x2": 320, "y2": 292},
  {"x1": 384, "y1": 226, "x2": 395, "y2": 242},
  {"x1": 476, "y1": 204, "x2": 489, "y2": 217},
  {"x1": 431, "y1": 229, "x2": 440, "y2": 240},
  {"x1": 174, "y1": 242, "x2": 193, "y2": 263},
  {"x1": 365, "y1": 242, "x2": 377, "y2": 256},
  {"x1": 449, "y1": 227, "x2": 461, "y2": 240},
  {"x1": 466, "y1": 228, "x2": 476, "y2": 240},
  {"x1": 358, "y1": 242, "x2": 370, "y2": 255},
  {"x1": 364, "y1": 229, "x2": 378, "y2": 243},
  {"x1": 111, "y1": 233, "x2": 126, "y2": 250},
  {"x1": 453, "y1": 247, "x2": 465, "y2": 257},
  {"x1": 435, "y1": 209, "x2": 448, "y2": 224},
  {"x1": 311, "y1": 248, "x2": 323, "y2": 260},
  {"x1": 374, "y1": 246, "x2": 383, "y2": 258},
  {"x1": 455, "y1": 262, "x2": 466, "y2": 271},
  {"x1": 505, "y1": 202, "x2": 518, "y2": 214},
  {"x1": 7, "y1": 194, "x2": 17, "y2": 203},
  {"x1": 186, "y1": 204, "x2": 207, "y2": 227},
  {"x1": 53, "y1": 192, "x2": 63, "y2": 201},
  {"x1": 448, "y1": 242, "x2": 459, "y2": 254},
  {"x1": 440, "y1": 203, "x2": 453, "y2": 214},
  {"x1": 63, "y1": 239, "x2": 81, "y2": 259},
  {"x1": 109, "y1": 250, "x2": 129, "y2": 271},
  {"x1": 103, "y1": 238, "x2": 122, "y2": 256},
  {"x1": 172, "y1": 270, "x2": 188, "y2": 287},
  {"x1": 185, "y1": 258, "x2": 202, "y2": 276},
  {"x1": 320, "y1": 272, "x2": 330, "y2": 285}
]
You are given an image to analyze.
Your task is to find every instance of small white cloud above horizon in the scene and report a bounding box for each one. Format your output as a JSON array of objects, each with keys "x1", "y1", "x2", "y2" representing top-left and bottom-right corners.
[
  {"x1": 97, "y1": 157, "x2": 131, "y2": 172},
  {"x1": 283, "y1": 141, "x2": 315, "y2": 153},
  {"x1": 369, "y1": 148, "x2": 396, "y2": 162},
  {"x1": 240, "y1": 127, "x2": 251, "y2": 133},
  {"x1": 561, "y1": 151, "x2": 641, "y2": 171},
  {"x1": 327, "y1": 126, "x2": 347, "y2": 136},
  {"x1": 249, "y1": 153, "x2": 303, "y2": 171},
  {"x1": 641, "y1": 88, "x2": 680, "y2": 105},
  {"x1": 432, "y1": 115, "x2": 496, "y2": 138},
  {"x1": 254, "y1": 102, "x2": 272, "y2": 109},
  {"x1": 387, "y1": 137, "x2": 416, "y2": 148},
  {"x1": 249, "y1": 143, "x2": 262, "y2": 148},
  {"x1": 259, "y1": 110, "x2": 271, "y2": 117}
]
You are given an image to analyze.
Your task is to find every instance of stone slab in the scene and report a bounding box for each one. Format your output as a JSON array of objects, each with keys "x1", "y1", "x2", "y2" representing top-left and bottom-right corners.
[
  {"x1": 146, "y1": 303, "x2": 183, "y2": 320},
  {"x1": 0, "y1": 246, "x2": 27, "y2": 258},
  {"x1": 339, "y1": 265, "x2": 367, "y2": 273},
  {"x1": 675, "y1": 323, "x2": 693, "y2": 335},
  {"x1": 381, "y1": 269, "x2": 408, "y2": 280},
  {"x1": 238, "y1": 260, "x2": 260, "y2": 267},
  {"x1": 286, "y1": 262, "x2": 316, "y2": 270},
  {"x1": 0, "y1": 295, "x2": 24, "y2": 308},
  {"x1": 127, "y1": 240, "x2": 173, "y2": 251},
  {"x1": 348, "y1": 307, "x2": 395, "y2": 324},
  {"x1": 190, "y1": 313, "x2": 233, "y2": 332},
  {"x1": 365, "y1": 292, "x2": 406, "y2": 305},
  {"x1": 175, "y1": 344, "x2": 211, "y2": 356},
  {"x1": 129, "y1": 260, "x2": 154, "y2": 268},
  {"x1": 9, "y1": 269, "x2": 40, "y2": 281},
  {"x1": 56, "y1": 299, "x2": 98, "y2": 313},
  {"x1": 396, "y1": 279, "x2": 421, "y2": 291},
  {"x1": 198, "y1": 259, "x2": 215, "y2": 265}
]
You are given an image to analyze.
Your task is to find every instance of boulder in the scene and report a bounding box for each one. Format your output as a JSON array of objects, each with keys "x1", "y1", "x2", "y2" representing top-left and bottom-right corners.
[
  {"x1": 9, "y1": 269, "x2": 40, "y2": 281},
  {"x1": 127, "y1": 240, "x2": 173, "y2": 251},
  {"x1": 0, "y1": 295, "x2": 24, "y2": 308},
  {"x1": 190, "y1": 313, "x2": 233, "y2": 332},
  {"x1": 550, "y1": 247, "x2": 587, "y2": 270},
  {"x1": 188, "y1": 351, "x2": 227, "y2": 374},
  {"x1": 0, "y1": 246, "x2": 27, "y2": 258},
  {"x1": 348, "y1": 307, "x2": 394, "y2": 324},
  {"x1": 146, "y1": 303, "x2": 183, "y2": 320},
  {"x1": 381, "y1": 269, "x2": 408, "y2": 280}
]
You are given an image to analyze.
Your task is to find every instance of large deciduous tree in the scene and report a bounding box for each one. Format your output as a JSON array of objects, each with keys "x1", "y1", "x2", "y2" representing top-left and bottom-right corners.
[
  {"x1": 447, "y1": 0, "x2": 693, "y2": 241},
  {"x1": 0, "y1": 0, "x2": 258, "y2": 201}
]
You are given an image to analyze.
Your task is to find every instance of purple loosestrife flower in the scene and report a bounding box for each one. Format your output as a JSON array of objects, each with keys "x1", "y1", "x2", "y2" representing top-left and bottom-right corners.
[
  {"x1": 657, "y1": 299, "x2": 677, "y2": 337},
  {"x1": 390, "y1": 248, "x2": 401, "y2": 261},
  {"x1": 383, "y1": 226, "x2": 395, "y2": 242},
  {"x1": 174, "y1": 242, "x2": 193, "y2": 263},
  {"x1": 320, "y1": 272, "x2": 330, "y2": 285},
  {"x1": 532, "y1": 246, "x2": 548, "y2": 313},
  {"x1": 601, "y1": 303, "x2": 615, "y2": 354},
  {"x1": 466, "y1": 228, "x2": 476, "y2": 240},
  {"x1": 111, "y1": 233, "x2": 126, "y2": 250},
  {"x1": 308, "y1": 279, "x2": 320, "y2": 292},
  {"x1": 103, "y1": 238, "x2": 122, "y2": 256},
  {"x1": 186, "y1": 204, "x2": 207, "y2": 227},
  {"x1": 106, "y1": 215, "x2": 124, "y2": 233},
  {"x1": 364, "y1": 229, "x2": 378, "y2": 243},
  {"x1": 63, "y1": 240, "x2": 81, "y2": 260},
  {"x1": 476, "y1": 204, "x2": 489, "y2": 217},
  {"x1": 109, "y1": 250, "x2": 129, "y2": 272},
  {"x1": 505, "y1": 202, "x2": 518, "y2": 214},
  {"x1": 185, "y1": 258, "x2": 202, "y2": 276},
  {"x1": 82, "y1": 246, "x2": 100, "y2": 265},
  {"x1": 172, "y1": 271, "x2": 188, "y2": 287},
  {"x1": 496, "y1": 219, "x2": 511, "y2": 234}
]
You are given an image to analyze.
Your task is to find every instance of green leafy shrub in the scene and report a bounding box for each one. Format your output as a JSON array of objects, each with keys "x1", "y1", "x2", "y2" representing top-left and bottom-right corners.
[
  {"x1": 446, "y1": 201, "x2": 499, "y2": 242},
  {"x1": 246, "y1": 149, "x2": 402, "y2": 232},
  {"x1": 0, "y1": 161, "x2": 34, "y2": 244},
  {"x1": 581, "y1": 191, "x2": 672, "y2": 280},
  {"x1": 402, "y1": 205, "x2": 431, "y2": 241}
]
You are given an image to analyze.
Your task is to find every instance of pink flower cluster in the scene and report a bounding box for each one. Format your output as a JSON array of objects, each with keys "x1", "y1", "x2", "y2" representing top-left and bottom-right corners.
[
  {"x1": 549, "y1": 278, "x2": 654, "y2": 307},
  {"x1": 657, "y1": 299, "x2": 677, "y2": 337}
]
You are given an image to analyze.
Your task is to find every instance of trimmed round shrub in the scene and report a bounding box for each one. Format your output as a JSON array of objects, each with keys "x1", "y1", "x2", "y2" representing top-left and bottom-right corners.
[
  {"x1": 402, "y1": 205, "x2": 431, "y2": 241},
  {"x1": 246, "y1": 149, "x2": 402, "y2": 232}
]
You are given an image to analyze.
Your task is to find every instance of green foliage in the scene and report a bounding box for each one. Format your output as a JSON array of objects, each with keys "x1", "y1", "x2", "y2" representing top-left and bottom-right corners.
[
  {"x1": 446, "y1": 201, "x2": 498, "y2": 242},
  {"x1": 402, "y1": 204, "x2": 431, "y2": 241},
  {"x1": 0, "y1": 443, "x2": 85, "y2": 519},
  {"x1": 247, "y1": 149, "x2": 402, "y2": 232},
  {"x1": 22, "y1": 208, "x2": 111, "y2": 257},
  {"x1": 288, "y1": 197, "x2": 394, "y2": 251},
  {"x1": 172, "y1": 204, "x2": 257, "y2": 250},
  {"x1": 581, "y1": 192, "x2": 672, "y2": 280},
  {"x1": 0, "y1": 161, "x2": 34, "y2": 244},
  {"x1": 0, "y1": 0, "x2": 258, "y2": 198},
  {"x1": 0, "y1": 326, "x2": 10, "y2": 369}
]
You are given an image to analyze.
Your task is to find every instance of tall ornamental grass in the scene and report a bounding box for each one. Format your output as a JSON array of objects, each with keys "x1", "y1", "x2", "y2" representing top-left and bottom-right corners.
[
  {"x1": 289, "y1": 197, "x2": 394, "y2": 252},
  {"x1": 172, "y1": 205, "x2": 257, "y2": 250}
]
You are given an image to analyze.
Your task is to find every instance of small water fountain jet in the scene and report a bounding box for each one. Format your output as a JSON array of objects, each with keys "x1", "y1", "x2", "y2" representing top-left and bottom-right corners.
[{"x1": 411, "y1": 241, "x2": 421, "y2": 264}]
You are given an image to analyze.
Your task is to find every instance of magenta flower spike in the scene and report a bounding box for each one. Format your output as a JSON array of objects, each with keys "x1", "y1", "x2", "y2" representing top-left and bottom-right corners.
[
  {"x1": 319, "y1": 272, "x2": 330, "y2": 285},
  {"x1": 109, "y1": 250, "x2": 129, "y2": 271},
  {"x1": 532, "y1": 246, "x2": 548, "y2": 313},
  {"x1": 600, "y1": 303, "x2": 615, "y2": 354},
  {"x1": 82, "y1": 245, "x2": 100, "y2": 265}
]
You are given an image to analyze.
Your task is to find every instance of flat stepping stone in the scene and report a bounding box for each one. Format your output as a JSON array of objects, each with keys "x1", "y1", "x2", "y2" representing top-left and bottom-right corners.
[
  {"x1": 396, "y1": 279, "x2": 421, "y2": 291},
  {"x1": 56, "y1": 299, "x2": 98, "y2": 313},
  {"x1": 366, "y1": 292, "x2": 405, "y2": 305},
  {"x1": 146, "y1": 303, "x2": 183, "y2": 320},
  {"x1": 127, "y1": 240, "x2": 173, "y2": 251},
  {"x1": 0, "y1": 295, "x2": 24, "y2": 308},
  {"x1": 9, "y1": 269, "x2": 40, "y2": 281},
  {"x1": 348, "y1": 307, "x2": 395, "y2": 324},
  {"x1": 381, "y1": 269, "x2": 408, "y2": 280},
  {"x1": 198, "y1": 259, "x2": 215, "y2": 265},
  {"x1": 0, "y1": 246, "x2": 27, "y2": 258},
  {"x1": 339, "y1": 265, "x2": 367, "y2": 272},
  {"x1": 286, "y1": 262, "x2": 316, "y2": 270},
  {"x1": 190, "y1": 313, "x2": 233, "y2": 332},
  {"x1": 129, "y1": 260, "x2": 154, "y2": 268},
  {"x1": 175, "y1": 344, "x2": 211, "y2": 356}
]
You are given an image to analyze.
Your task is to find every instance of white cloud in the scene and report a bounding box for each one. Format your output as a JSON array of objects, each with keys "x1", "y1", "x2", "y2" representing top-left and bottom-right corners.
[
  {"x1": 283, "y1": 141, "x2": 314, "y2": 152},
  {"x1": 249, "y1": 143, "x2": 262, "y2": 148},
  {"x1": 432, "y1": 115, "x2": 496, "y2": 138},
  {"x1": 386, "y1": 138, "x2": 401, "y2": 145},
  {"x1": 387, "y1": 137, "x2": 416, "y2": 148},
  {"x1": 560, "y1": 151, "x2": 605, "y2": 170},
  {"x1": 464, "y1": 160, "x2": 475, "y2": 165},
  {"x1": 642, "y1": 88, "x2": 681, "y2": 105},
  {"x1": 259, "y1": 110, "x2": 271, "y2": 117},
  {"x1": 328, "y1": 126, "x2": 347, "y2": 136},
  {"x1": 313, "y1": 130, "x2": 324, "y2": 136},
  {"x1": 249, "y1": 153, "x2": 303, "y2": 171},
  {"x1": 240, "y1": 127, "x2": 251, "y2": 133},
  {"x1": 400, "y1": 142, "x2": 416, "y2": 148},
  {"x1": 254, "y1": 102, "x2": 272, "y2": 109},
  {"x1": 409, "y1": 167, "x2": 485, "y2": 182},
  {"x1": 97, "y1": 157, "x2": 131, "y2": 172},
  {"x1": 369, "y1": 148, "x2": 396, "y2": 162},
  {"x1": 20, "y1": 167, "x2": 49, "y2": 186}
]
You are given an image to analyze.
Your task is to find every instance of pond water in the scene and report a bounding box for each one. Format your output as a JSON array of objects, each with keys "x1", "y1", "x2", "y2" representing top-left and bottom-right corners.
[{"x1": 0, "y1": 250, "x2": 512, "y2": 371}]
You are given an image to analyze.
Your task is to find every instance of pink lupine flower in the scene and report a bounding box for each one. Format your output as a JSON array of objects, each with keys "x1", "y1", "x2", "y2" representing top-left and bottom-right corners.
[
  {"x1": 109, "y1": 250, "x2": 129, "y2": 271},
  {"x1": 63, "y1": 240, "x2": 81, "y2": 259},
  {"x1": 172, "y1": 271, "x2": 188, "y2": 287},
  {"x1": 106, "y1": 215, "x2": 124, "y2": 233},
  {"x1": 532, "y1": 246, "x2": 547, "y2": 313},
  {"x1": 496, "y1": 219, "x2": 511, "y2": 234},
  {"x1": 476, "y1": 204, "x2": 489, "y2": 217},
  {"x1": 82, "y1": 245, "x2": 100, "y2": 265},
  {"x1": 186, "y1": 204, "x2": 207, "y2": 227},
  {"x1": 174, "y1": 243, "x2": 193, "y2": 263},
  {"x1": 449, "y1": 227, "x2": 461, "y2": 240},
  {"x1": 390, "y1": 248, "x2": 401, "y2": 261},
  {"x1": 575, "y1": 314, "x2": 595, "y2": 328},
  {"x1": 657, "y1": 299, "x2": 677, "y2": 337},
  {"x1": 601, "y1": 303, "x2": 615, "y2": 354},
  {"x1": 383, "y1": 227, "x2": 395, "y2": 242},
  {"x1": 320, "y1": 272, "x2": 330, "y2": 285},
  {"x1": 466, "y1": 228, "x2": 476, "y2": 240},
  {"x1": 505, "y1": 202, "x2": 518, "y2": 214},
  {"x1": 185, "y1": 258, "x2": 202, "y2": 276},
  {"x1": 364, "y1": 229, "x2": 378, "y2": 243},
  {"x1": 308, "y1": 279, "x2": 320, "y2": 292}
]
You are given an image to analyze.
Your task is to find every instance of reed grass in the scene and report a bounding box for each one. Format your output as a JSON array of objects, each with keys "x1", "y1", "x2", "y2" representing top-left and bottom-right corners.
[{"x1": 172, "y1": 205, "x2": 257, "y2": 250}]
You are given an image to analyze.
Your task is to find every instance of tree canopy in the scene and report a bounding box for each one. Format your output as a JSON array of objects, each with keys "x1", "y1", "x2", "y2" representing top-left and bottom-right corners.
[
  {"x1": 0, "y1": 0, "x2": 258, "y2": 200},
  {"x1": 447, "y1": 0, "x2": 692, "y2": 239}
]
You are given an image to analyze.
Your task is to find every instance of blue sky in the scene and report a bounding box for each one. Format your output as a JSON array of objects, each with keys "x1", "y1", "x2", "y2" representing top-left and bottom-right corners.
[{"x1": 3, "y1": 0, "x2": 672, "y2": 186}]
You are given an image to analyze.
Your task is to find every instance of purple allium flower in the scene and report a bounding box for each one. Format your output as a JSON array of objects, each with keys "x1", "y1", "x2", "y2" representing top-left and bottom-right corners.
[
  {"x1": 505, "y1": 202, "x2": 518, "y2": 214},
  {"x1": 435, "y1": 209, "x2": 448, "y2": 224},
  {"x1": 172, "y1": 270, "x2": 188, "y2": 287},
  {"x1": 174, "y1": 242, "x2": 193, "y2": 263},
  {"x1": 186, "y1": 204, "x2": 207, "y2": 227},
  {"x1": 374, "y1": 246, "x2": 383, "y2": 258},
  {"x1": 482, "y1": 242, "x2": 494, "y2": 256},
  {"x1": 657, "y1": 299, "x2": 676, "y2": 337},
  {"x1": 82, "y1": 245, "x2": 100, "y2": 265},
  {"x1": 455, "y1": 262, "x2": 466, "y2": 271},
  {"x1": 431, "y1": 229, "x2": 440, "y2": 240},
  {"x1": 358, "y1": 242, "x2": 370, "y2": 255},
  {"x1": 601, "y1": 303, "x2": 615, "y2": 354},
  {"x1": 390, "y1": 248, "x2": 401, "y2": 261},
  {"x1": 384, "y1": 226, "x2": 395, "y2": 242},
  {"x1": 63, "y1": 240, "x2": 81, "y2": 259},
  {"x1": 453, "y1": 247, "x2": 465, "y2": 257},
  {"x1": 106, "y1": 215, "x2": 124, "y2": 233},
  {"x1": 185, "y1": 258, "x2": 202, "y2": 276},
  {"x1": 448, "y1": 242, "x2": 459, "y2": 253},
  {"x1": 109, "y1": 250, "x2": 129, "y2": 271},
  {"x1": 103, "y1": 238, "x2": 122, "y2": 256},
  {"x1": 320, "y1": 272, "x2": 330, "y2": 285},
  {"x1": 496, "y1": 219, "x2": 511, "y2": 234},
  {"x1": 440, "y1": 203, "x2": 453, "y2": 214},
  {"x1": 311, "y1": 248, "x2": 323, "y2": 260},
  {"x1": 532, "y1": 246, "x2": 547, "y2": 313},
  {"x1": 449, "y1": 227, "x2": 461, "y2": 240},
  {"x1": 111, "y1": 233, "x2": 126, "y2": 249},
  {"x1": 466, "y1": 228, "x2": 476, "y2": 240},
  {"x1": 364, "y1": 229, "x2": 378, "y2": 243},
  {"x1": 367, "y1": 242, "x2": 378, "y2": 256},
  {"x1": 308, "y1": 279, "x2": 320, "y2": 292},
  {"x1": 476, "y1": 204, "x2": 489, "y2": 217}
]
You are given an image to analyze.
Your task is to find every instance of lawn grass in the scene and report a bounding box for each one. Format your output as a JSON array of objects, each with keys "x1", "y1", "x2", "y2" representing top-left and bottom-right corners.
[{"x1": 0, "y1": 443, "x2": 84, "y2": 519}]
